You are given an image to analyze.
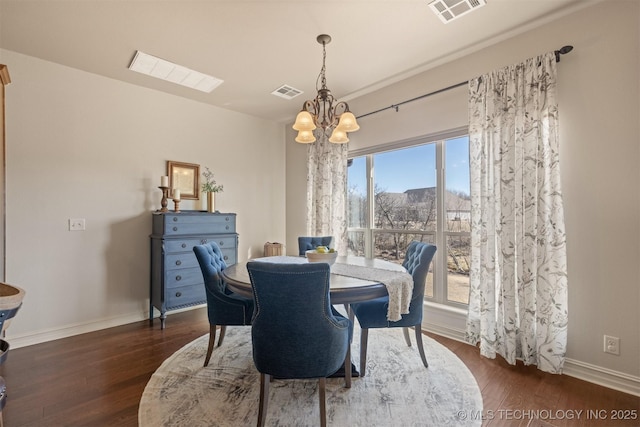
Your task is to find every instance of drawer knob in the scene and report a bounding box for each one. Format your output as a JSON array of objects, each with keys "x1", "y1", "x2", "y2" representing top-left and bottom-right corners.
[
  {"x1": 226, "y1": 225, "x2": 229, "y2": 230},
  {"x1": 175, "y1": 260, "x2": 182, "y2": 266},
  {"x1": 201, "y1": 239, "x2": 208, "y2": 244},
  {"x1": 219, "y1": 241, "x2": 224, "y2": 246},
  {"x1": 175, "y1": 292, "x2": 182, "y2": 297},
  {"x1": 181, "y1": 243, "x2": 187, "y2": 248},
  {"x1": 172, "y1": 217, "x2": 178, "y2": 222},
  {"x1": 225, "y1": 217, "x2": 229, "y2": 221},
  {"x1": 176, "y1": 275, "x2": 182, "y2": 281},
  {"x1": 224, "y1": 255, "x2": 229, "y2": 261},
  {"x1": 173, "y1": 226, "x2": 178, "y2": 232}
]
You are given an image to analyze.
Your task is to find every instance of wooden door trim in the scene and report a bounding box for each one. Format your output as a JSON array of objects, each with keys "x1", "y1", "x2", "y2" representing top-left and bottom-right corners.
[{"x1": 0, "y1": 64, "x2": 9, "y2": 281}]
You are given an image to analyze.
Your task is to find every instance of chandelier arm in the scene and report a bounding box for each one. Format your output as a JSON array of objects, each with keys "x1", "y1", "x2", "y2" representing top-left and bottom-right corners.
[
  {"x1": 302, "y1": 100, "x2": 318, "y2": 113},
  {"x1": 302, "y1": 100, "x2": 320, "y2": 128},
  {"x1": 333, "y1": 101, "x2": 349, "y2": 116}
]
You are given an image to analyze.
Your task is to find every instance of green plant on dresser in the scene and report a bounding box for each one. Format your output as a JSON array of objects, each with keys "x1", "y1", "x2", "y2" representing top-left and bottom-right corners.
[{"x1": 150, "y1": 211, "x2": 238, "y2": 329}]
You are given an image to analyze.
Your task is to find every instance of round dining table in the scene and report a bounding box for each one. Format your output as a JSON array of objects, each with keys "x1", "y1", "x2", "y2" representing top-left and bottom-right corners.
[
  {"x1": 222, "y1": 255, "x2": 405, "y2": 305},
  {"x1": 221, "y1": 255, "x2": 407, "y2": 387}
]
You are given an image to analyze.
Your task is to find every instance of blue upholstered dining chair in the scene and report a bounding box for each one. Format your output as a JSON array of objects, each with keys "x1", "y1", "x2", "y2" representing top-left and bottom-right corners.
[
  {"x1": 351, "y1": 241, "x2": 437, "y2": 376},
  {"x1": 246, "y1": 261, "x2": 352, "y2": 427},
  {"x1": 298, "y1": 236, "x2": 334, "y2": 255},
  {"x1": 193, "y1": 242, "x2": 254, "y2": 367}
]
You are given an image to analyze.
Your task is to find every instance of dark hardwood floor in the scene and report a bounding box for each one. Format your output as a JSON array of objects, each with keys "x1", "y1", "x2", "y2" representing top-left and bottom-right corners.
[{"x1": 1, "y1": 308, "x2": 638, "y2": 426}]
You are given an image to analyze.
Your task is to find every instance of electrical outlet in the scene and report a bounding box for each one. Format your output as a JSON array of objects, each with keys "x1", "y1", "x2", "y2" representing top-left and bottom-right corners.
[
  {"x1": 604, "y1": 335, "x2": 620, "y2": 355},
  {"x1": 69, "y1": 218, "x2": 86, "y2": 231}
]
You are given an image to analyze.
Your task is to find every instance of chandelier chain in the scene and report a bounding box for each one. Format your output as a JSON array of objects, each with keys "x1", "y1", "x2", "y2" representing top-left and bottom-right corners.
[{"x1": 317, "y1": 41, "x2": 327, "y2": 91}]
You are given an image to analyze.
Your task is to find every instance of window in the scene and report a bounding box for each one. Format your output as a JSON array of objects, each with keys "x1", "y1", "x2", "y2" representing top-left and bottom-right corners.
[{"x1": 347, "y1": 129, "x2": 470, "y2": 307}]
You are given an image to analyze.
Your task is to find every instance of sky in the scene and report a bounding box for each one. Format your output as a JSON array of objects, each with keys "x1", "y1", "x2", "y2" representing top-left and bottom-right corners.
[{"x1": 348, "y1": 136, "x2": 470, "y2": 195}]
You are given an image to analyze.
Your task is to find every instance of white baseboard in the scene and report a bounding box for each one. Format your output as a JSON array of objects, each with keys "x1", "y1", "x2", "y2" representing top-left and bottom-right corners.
[
  {"x1": 7, "y1": 305, "x2": 206, "y2": 349},
  {"x1": 423, "y1": 301, "x2": 468, "y2": 342},
  {"x1": 422, "y1": 303, "x2": 640, "y2": 397},
  {"x1": 562, "y1": 358, "x2": 640, "y2": 397},
  {"x1": 8, "y1": 312, "x2": 149, "y2": 349}
]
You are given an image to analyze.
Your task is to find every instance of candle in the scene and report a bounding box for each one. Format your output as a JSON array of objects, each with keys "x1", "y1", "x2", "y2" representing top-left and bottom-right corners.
[
  {"x1": 173, "y1": 189, "x2": 181, "y2": 200},
  {"x1": 160, "y1": 175, "x2": 169, "y2": 187}
]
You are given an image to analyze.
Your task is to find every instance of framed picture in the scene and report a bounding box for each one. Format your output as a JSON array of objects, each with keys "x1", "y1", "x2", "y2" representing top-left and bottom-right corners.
[{"x1": 167, "y1": 161, "x2": 200, "y2": 200}]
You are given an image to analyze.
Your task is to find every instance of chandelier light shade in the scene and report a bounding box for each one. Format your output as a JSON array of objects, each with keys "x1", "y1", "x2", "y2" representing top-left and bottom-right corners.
[
  {"x1": 295, "y1": 130, "x2": 316, "y2": 143},
  {"x1": 328, "y1": 128, "x2": 349, "y2": 144},
  {"x1": 292, "y1": 111, "x2": 316, "y2": 132},
  {"x1": 293, "y1": 34, "x2": 360, "y2": 144}
]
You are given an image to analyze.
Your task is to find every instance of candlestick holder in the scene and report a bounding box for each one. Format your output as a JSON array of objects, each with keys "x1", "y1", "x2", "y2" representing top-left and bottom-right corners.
[
  {"x1": 158, "y1": 186, "x2": 169, "y2": 212},
  {"x1": 173, "y1": 198, "x2": 181, "y2": 213}
]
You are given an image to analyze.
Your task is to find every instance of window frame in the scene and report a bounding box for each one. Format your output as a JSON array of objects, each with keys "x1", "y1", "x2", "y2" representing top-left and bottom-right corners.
[{"x1": 347, "y1": 126, "x2": 470, "y2": 309}]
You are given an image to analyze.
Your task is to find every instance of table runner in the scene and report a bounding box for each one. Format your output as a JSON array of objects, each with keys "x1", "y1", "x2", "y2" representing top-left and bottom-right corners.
[
  {"x1": 252, "y1": 256, "x2": 413, "y2": 321},
  {"x1": 331, "y1": 262, "x2": 413, "y2": 321}
]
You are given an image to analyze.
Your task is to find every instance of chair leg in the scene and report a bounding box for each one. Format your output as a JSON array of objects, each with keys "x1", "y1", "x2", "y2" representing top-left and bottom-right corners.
[
  {"x1": 257, "y1": 373, "x2": 270, "y2": 427},
  {"x1": 344, "y1": 304, "x2": 353, "y2": 388},
  {"x1": 217, "y1": 325, "x2": 227, "y2": 347},
  {"x1": 319, "y1": 377, "x2": 327, "y2": 427},
  {"x1": 345, "y1": 337, "x2": 352, "y2": 388},
  {"x1": 414, "y1": 325, "x2": 429, "y2": 368},
  {"x1": 402, "y1": 327, "x2": 412, "y2": 347},
  {"x1": 359, "y1": 328, "x2": 369, "y2": 377},
  {"x1": 204, "y1": 324, "x2": 217, "y2": 367}
]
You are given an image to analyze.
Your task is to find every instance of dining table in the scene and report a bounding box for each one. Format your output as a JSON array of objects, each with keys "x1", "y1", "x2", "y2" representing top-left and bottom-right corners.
[
  {"x1": 222, "y1": 255, "x2": 413, "y2": 387},
  {"x1": 223, "y1": 255, "x2": 408, "y2": 304}
]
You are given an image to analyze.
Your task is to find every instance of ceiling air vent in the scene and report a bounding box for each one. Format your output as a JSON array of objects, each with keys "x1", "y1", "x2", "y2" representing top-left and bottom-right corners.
[
  {"x1": 271, "y1": 85, "x2": 303, "y2": 100},
  {"x1": 128, "y1": 51, "x2": 223, "y2": 93},
  {"x1": 428, "y1": 0, "x2": 487, "y2": 23}
]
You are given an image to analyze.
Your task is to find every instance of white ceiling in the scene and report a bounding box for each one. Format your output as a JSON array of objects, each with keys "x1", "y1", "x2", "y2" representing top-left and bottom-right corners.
[{"x1": 0, "y1": 0, "x2": 592, "y2": 123}]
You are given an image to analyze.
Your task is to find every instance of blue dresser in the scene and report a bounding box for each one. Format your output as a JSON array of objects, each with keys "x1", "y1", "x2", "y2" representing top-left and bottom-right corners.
[{"x1": 150, "y1": 211, "x2": 238, "y2": 328}]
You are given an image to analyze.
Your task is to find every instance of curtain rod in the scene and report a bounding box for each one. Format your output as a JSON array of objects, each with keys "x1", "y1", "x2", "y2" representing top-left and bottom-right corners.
[{"x1": 356, "y1": 45, "x2": 573, "y2": 120}]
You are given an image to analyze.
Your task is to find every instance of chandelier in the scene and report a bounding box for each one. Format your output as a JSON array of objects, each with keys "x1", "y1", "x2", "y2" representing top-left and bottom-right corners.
[{"x1": 292, "y1": 34, "x2": 360, "y2": 144}]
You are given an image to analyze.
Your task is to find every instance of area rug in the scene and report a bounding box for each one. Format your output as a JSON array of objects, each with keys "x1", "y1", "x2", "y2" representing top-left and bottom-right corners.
[{"x1": 139, "y1": 326, "x2": 482, "y2": 426}]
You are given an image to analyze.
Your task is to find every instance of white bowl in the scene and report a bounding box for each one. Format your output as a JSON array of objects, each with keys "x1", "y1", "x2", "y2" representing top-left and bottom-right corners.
[{"x1": 305, "y1": 250, "x2": 338, "y2": 265}]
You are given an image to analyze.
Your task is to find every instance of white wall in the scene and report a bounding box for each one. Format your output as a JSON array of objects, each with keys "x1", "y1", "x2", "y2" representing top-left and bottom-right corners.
[
  {"x1": 1, "y1": 49, "x2": 287, "y2": 345},
  {"x1": 286, "y1": 0, "x2": 640, "y2": 382}
]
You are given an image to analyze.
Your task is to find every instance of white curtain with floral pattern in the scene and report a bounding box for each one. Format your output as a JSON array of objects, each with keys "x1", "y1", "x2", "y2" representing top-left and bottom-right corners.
[
  {"x1": 465, "y1": 52, "x2": 568, "y2": 374},
  {"x1": 306, "y1": 136, "x2": 348, "y2": 254}
]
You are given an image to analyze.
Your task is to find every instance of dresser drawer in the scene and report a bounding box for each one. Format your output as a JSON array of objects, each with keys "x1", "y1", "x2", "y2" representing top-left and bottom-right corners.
[
  {"x1": 210, "y1": 235, "x2": 237, "y2": 251},
  {"x1": 165, "y1": 253, "x2": 199, "y2": 270},
  {"x1": 160, "y1": 214, "x2": 236, "y2": 235},
  {"x1": 220, "y1": 248, "x2": 237, "y2": 265},
  {"x1": 165, "y1": 235, "x2": 237, "y2": 255},
  {"x1": 166, "y1": 284, "x2": 206, "y2": 309},
  {"x1": 165, "y1": 238, "x2": 213, "y2": 253},
  {"x1": 164, "y1": 266, "x2": 203, "y2": 288}
]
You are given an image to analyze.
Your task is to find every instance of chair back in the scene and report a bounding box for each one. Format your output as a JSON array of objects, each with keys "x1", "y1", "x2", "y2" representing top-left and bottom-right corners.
[
  {"x1": 247, "y1": 261, "x2": 350, "y2": 379},
  {"x1": 298, "y1": 236, "x2": 334, "y2": 255},
  {"x1": 194, "y1": 242, "x2": 252, "y2": 325},
  {"x1": 194, "y1": 241, "x2": 227, "y2": 292},
  {"x1": 402, "y1": 241, "x2": 437, "y2": 315}
]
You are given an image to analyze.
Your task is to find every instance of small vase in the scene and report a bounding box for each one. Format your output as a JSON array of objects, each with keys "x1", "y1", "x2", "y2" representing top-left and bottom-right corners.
[{"x1": 207, "y1": 192, "x2": 215, "y2": 213}]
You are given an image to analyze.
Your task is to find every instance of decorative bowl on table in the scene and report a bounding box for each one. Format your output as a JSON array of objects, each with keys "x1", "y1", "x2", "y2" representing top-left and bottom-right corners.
[{"x1": 305, "y1": 249, "x2": 338, "y2": 265}]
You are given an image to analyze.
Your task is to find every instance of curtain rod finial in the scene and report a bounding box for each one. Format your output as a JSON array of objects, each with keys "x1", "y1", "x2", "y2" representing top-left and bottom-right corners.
[{"x1": 555, "y1": 45, "x2": 573, "y2": 62}]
